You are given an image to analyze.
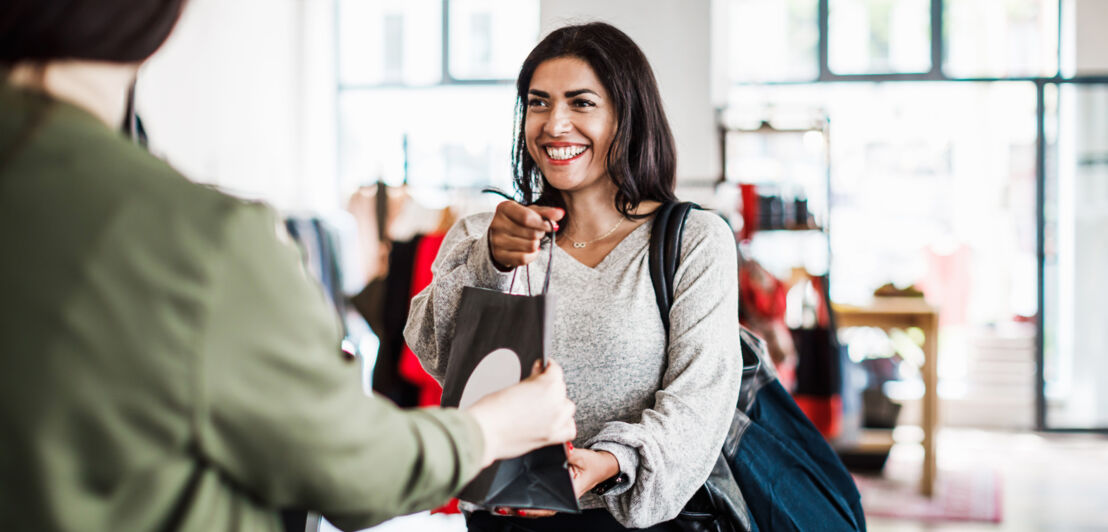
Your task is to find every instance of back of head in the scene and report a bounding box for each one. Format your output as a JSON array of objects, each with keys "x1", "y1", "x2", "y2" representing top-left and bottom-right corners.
[
  {"x1": 512, "y1": 21, "x2": 677, "y2": 215},
  {"x1": 0, "y1": 0, "x2": 188, "y2": 65}
]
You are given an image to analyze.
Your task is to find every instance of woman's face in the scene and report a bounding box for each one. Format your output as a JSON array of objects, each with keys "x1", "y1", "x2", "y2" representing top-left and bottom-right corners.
[{"x1": 524, "y1": 56, "x2": 617, "y2": 195}]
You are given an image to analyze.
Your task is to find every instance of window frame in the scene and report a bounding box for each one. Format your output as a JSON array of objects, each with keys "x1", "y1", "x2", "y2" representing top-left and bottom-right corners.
[
  {"x1": 335, "y1": 0, "x2": 520, "y2": 91},
  {"x1": 731, "y1": 0, "x2": 1108, "y2": 432}
]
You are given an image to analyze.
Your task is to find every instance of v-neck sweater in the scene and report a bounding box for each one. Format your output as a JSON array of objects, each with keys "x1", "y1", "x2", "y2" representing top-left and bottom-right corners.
[{"x1": 405, "y1": 210, "x2": 742, "y2": 528}]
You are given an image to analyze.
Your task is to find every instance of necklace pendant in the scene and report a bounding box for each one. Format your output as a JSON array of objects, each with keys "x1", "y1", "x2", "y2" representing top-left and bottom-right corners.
[{"x1": 573, "y1": 242, "x2": 587, "y2": 249}]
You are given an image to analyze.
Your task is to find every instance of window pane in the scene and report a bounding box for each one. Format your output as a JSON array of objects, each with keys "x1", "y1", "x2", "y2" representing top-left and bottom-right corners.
[
  {"x1": 728, "y1": 0, "x2": 819, "y2": 82},
  {"x1": 727, "y1": 82, "x2": 1038, "y2": 320},
  {"x1": 449, "y1": 0, "x2": 539, "y2": 80},
  {"x1": 829, "y1": 0, "x2": 931, "y2": 74},
  {"x1": 1043, "y1": 83, "x2": 1108, "y2": 429},
  {"x1": 338, "y1": 86, "x2": 517, "y2": 196},
  {"x1": 338, "y1": 0, "x2": 442, "y2": 86},
  {"x1": 727, "y1": 82, "x2": 1040, "y2": 426},
  {"x1": 944, "y1": 0, "x2": 1059, "y2": 78}
]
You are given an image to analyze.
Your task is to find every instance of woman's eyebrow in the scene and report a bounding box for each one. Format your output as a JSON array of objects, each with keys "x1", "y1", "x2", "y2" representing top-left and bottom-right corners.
[
  {"x1": 528, "y1": 89, "x2": 550, "y2": 98},
  {"x1": 565, "y1": 89, "x2": 599, "y2": 97}
]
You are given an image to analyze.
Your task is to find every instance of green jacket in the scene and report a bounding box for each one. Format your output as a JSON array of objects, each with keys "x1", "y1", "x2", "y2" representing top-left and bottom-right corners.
[{"x1": 0, "y1": 82, "x2": 484, "y2": 531}]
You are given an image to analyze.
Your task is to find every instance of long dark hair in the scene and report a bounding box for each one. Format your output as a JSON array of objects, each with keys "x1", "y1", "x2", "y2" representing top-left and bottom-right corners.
[
  {"x1": 511, "y1": 22, "x2": 677, "y2": 225},
  {"x1": 0, "y1": 0, "x2": 188, "y2": 64}
]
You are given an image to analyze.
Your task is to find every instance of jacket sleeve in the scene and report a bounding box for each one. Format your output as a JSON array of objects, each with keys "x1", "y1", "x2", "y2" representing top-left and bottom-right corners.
[
  {"x1": 403, "y1": 212, "x2": 513, "y2": 383},
  {"x1": 585, "y1": 212, "x2": 742, "y2": 528},
  {"x1": 195, "y1": 202, "x2": 486, "y2": 531}
]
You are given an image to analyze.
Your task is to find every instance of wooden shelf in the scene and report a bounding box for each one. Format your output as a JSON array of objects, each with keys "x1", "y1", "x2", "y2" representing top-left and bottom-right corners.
[
  {"x1": 835, "y1": 428, "x2": 895, "y2": 454},
  {"x1": 833, "y1": 298, "x2": 940, "y2": 497}
]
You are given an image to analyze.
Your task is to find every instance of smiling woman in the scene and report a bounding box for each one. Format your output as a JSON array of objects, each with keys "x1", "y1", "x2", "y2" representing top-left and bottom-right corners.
[{"x1": 404, "y1": 22, "x2": 743, "y2": 532}]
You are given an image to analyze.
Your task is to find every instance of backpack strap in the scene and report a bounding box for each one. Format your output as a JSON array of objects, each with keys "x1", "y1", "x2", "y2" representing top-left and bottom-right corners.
[
  {"x1": 648, "y1": 202, "x2": 770, "y2": 406},
  {"x1": 648, "y1": 201, "x2": 698, "y2": 331}
]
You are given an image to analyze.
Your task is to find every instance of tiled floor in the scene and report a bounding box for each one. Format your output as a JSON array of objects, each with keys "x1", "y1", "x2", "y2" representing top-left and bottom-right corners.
[
  {"x1": 867, "y1": 428, "x2": 1108, "y2": 531},
  {"x1": 337, "y1": 429, "x2": 1108, "y2": 532}
]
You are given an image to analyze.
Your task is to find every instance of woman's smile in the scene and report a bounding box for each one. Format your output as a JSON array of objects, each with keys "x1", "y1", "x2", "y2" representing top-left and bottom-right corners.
[{"x1": 542, "y1": 142, "x2": 589, "y2": 165}]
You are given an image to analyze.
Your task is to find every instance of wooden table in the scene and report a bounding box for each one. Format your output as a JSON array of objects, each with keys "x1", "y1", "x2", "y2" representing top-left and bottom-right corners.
[{"x1": 832, "y1": 297, "x2": 940, "y2": 497}]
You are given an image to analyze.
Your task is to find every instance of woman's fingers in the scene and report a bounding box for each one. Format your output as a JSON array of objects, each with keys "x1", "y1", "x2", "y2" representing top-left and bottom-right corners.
[
  {"x1": 529, "y1": 206, "x2": 565, "y2": 229},
  {"x1": 491, "y1": 232, "x2": 542, "y2": 253},
  {"x1": 499, "y1": 202, "x2": 555, "y2": 230},
  {"x1": 489, "y1": 201, "x2": 562, "y2": 268}
]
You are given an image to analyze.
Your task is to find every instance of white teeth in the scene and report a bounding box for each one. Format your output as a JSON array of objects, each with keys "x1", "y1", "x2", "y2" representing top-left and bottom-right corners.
[{"x1": 545, "y1": 145, "x2": 586, "y2": 160}]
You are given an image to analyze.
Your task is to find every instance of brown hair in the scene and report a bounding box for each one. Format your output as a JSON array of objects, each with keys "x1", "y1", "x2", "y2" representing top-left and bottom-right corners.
[{"x1": 511, "y1": 22, "x2": 677, "y2": 226}]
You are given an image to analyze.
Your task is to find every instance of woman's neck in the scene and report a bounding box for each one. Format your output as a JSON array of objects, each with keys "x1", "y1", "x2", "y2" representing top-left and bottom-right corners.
[
  {"x1": 8, "y1": 60, "x2": 139, "y2": 128},
  {"x1": 560, "y1": 183, "x2": 626, "y2": 239}
]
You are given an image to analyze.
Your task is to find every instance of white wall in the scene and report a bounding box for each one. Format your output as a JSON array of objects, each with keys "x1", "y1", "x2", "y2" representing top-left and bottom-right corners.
[
  {"x1": 539, "y1": 0, "x2": 719, "y2": 184},
  {"x1": 137, "y1": 0, "x2": 337, "y2": 213},
  {"x1": 1072, "y1": 0, "x2": 1108, "y2": 74}
]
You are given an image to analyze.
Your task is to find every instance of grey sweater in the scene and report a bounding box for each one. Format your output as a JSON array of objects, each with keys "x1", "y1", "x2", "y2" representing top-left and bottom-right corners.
[{"x1": 404, "y1": 210, "x2": 742, "y2": 528}]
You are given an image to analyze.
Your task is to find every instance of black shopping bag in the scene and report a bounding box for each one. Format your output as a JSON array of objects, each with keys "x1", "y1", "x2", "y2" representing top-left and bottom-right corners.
[{"x1": 439, "y1": 242, "x2": 579, "y2": 513}]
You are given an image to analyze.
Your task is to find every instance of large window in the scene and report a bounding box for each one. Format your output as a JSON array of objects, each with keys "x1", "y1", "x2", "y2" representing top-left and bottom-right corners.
[
  {"x1": 829, "y1": 0, "x2": 932, "y2": 74},
  {"x1": 721, "y1": 0, "x2": 1108, "y2": 431},
  {"x1": 336, "y1": 0, "x2": 539, "y2": 196},
  {"x1": 944, "y1": 0, "x2": 1059, "y2": 78}
]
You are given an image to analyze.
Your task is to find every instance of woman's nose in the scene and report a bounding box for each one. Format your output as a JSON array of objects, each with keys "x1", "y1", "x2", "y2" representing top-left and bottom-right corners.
[{"x1": 544, "y1": 106, "x2": 572, "y2": 136}]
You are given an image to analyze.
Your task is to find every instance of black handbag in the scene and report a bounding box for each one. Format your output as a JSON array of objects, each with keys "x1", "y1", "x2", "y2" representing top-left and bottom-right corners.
[{"x1": 650, "y1": 202, "x2": 866, "y2": 532}]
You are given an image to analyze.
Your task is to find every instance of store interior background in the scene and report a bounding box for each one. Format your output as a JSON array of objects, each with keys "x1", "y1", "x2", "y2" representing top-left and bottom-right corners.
[{"x1": 132, "y1": 0, "x2": 1107, "y2": 530}]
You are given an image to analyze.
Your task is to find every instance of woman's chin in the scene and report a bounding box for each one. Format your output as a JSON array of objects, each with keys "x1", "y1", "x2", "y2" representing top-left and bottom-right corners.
[{"x1": 541, "y1": 167, "x2": 604, "y2": 193}]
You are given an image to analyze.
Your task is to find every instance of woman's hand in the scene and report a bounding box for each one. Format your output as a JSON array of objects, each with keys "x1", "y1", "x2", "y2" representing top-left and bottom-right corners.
[
  {"x1": 488, "y1": 201, "x2": 564, "y2": 270},
  {"x1": 492, "y1": 445, "x2": 621, "y2": 519},
  {"x1": 567, "y1": 447, "x2": 621, "y2": 497},
  {"x1": 465, "y1": 360, "x2": 576, "y2": 468}
]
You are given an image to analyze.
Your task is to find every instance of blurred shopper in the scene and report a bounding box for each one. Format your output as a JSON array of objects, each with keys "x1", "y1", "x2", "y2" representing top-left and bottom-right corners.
[
  {"x1": 405, "y1": 22, "x2": 742, "y2": 531},
  {"x1": 0, "y1": 2, "x2": 575, "y2": 531}
]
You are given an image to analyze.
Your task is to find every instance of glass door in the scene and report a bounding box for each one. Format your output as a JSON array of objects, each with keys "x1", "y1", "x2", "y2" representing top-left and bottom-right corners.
[{"x1": 1041, "y1": 81, "x2": 1108, "y2": 430}]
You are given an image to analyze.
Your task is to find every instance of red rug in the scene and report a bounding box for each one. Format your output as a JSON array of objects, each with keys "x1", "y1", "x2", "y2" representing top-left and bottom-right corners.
[{"x1": 855, "y1": 468, "x2": 1003, "y2": 523}]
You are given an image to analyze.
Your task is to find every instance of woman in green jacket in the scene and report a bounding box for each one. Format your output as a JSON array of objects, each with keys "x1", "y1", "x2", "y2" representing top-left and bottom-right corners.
[{"x1": 0, "y1": 2, "x2": 576, "y2": 531}]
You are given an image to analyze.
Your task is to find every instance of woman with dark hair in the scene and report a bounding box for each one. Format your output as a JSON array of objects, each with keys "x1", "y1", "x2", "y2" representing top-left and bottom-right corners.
[
  {"x1": 0, "y1": 2, "x2": 577, "y2": 531},
  {"x1": 406, "y1": 22, "x2": 742, "y2": 531}
]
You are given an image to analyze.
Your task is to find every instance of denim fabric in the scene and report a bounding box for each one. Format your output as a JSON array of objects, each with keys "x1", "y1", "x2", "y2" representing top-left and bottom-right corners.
[{"x1": 733, "y1": 380, "x2": 866, "y2": 532}]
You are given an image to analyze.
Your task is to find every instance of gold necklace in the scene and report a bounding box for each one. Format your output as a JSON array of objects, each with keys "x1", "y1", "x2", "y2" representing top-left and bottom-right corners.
[{"x1": 564, "y1": 217, "x2": 625, "y2": 249}]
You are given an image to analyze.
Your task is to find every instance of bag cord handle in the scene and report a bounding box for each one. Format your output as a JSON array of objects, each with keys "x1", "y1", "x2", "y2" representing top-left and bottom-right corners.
[{"x1": 508, "y1": 219, "x2": 556, "y2": 296}]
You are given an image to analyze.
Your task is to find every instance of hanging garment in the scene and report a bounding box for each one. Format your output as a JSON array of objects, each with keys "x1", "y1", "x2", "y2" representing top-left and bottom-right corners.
[
  {"x1": 346, "y1": 185, "x2": 388, "y2": 285},
  {"x1": 790, "y1": 274, "x2": 843, "y2": 438},
  {"x1": 284, "y1": 216, "x2": 348, "y2": 325},
  {"x1": 398, "y1": 233, "x2": 447, "y2": 407},
  {"x1": 737, "y1": 258, "x2": 797, "y2": 390},
  {"x1": 372, "y1": 238, "x2": 421, "y2": 407},
  {"x1": 651, "y1": 202, "x2": 865, "y2": 532},
  {"x1": 790, "y1": 326, "x2": 843, "y2": 438}
]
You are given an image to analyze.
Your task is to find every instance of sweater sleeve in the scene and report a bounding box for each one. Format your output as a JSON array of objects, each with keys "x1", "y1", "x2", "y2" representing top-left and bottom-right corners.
[
  {"x1": 585, "y1": 212, "x2": 742, "y2": 528},
  {"x1": 196, "y1": 202, "x2": 487, "y2": 531},
  {"x1": 403, "y1": 212, "x2": 513, "y2": 383}
]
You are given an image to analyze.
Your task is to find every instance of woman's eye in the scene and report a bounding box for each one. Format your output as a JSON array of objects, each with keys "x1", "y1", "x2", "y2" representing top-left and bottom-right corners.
[
  {"x1": 573, "y1": 99, "x2": 596, "y2": 108},
  {"x1": 527, "y1": 99, "x2": 547, "y2": 108}
]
